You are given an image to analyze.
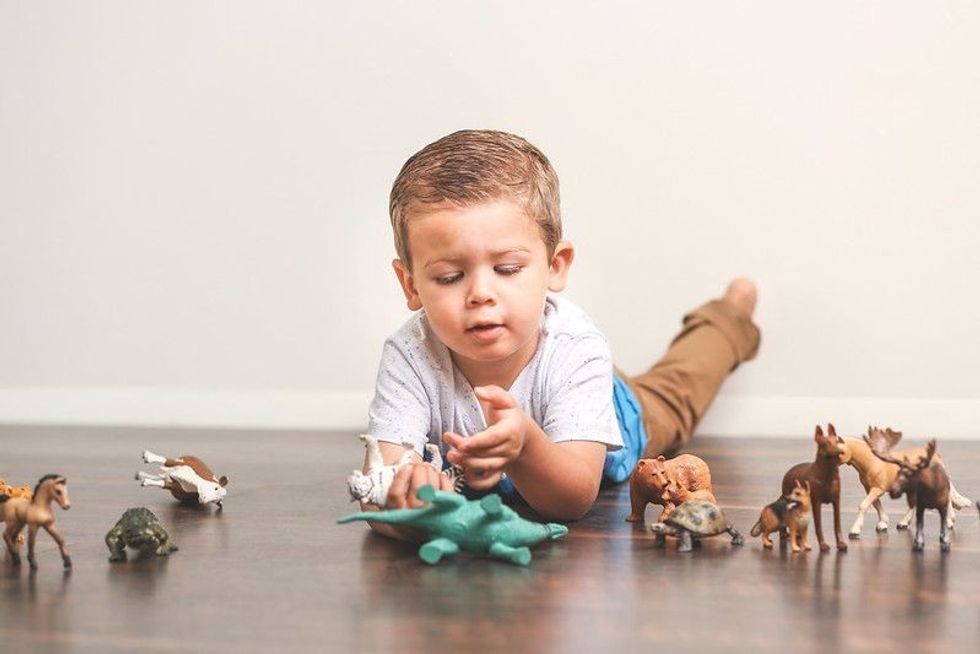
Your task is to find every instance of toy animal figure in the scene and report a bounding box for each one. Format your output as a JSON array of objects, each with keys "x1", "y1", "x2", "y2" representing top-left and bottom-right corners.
[
  {"x1": 782, "y1": 424, "x2": 847, "y2": 552},
  {"x1": 840, "y1": 426, "x2": 972, "y2": 538},
  {"x1": 751, "y1": 480, "x2": 812, "y2": 552},
  {"x1": 865, "y1": 433, "x2": 952, "y2": 552},
  {"x1": 136, "y1": 450, "x2": 228, "y2": 508},
  {"x1": 648, "y1": 500, "x2": 743, "y2": 553},
  {"x1": 347, "y1": 434, "x2": 453, "y2": 506},
  {"x1": 106, "y1": 507, "x2": 178, "y2": 562},
  {"x1": 627, "y1": 454, "x2": 713, "y2": 523},
  {"x1": 338, "y1": 484, "x2": 568, "y2": 565},
  {"x1": 0, "y1": 474, "x2": 72, "y2": 570}
]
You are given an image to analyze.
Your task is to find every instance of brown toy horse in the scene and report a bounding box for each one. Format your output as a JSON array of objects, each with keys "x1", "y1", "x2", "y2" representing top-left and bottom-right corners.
[
  {"x1": 0, "y1": 474, "x2": 72, "y2": 570},
  {"x1": 782, "y1": 424, "x2": 847, "y2": 552}
]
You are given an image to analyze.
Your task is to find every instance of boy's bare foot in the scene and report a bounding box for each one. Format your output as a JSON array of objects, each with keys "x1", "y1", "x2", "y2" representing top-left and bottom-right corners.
[{"x1": 723, "y1": 278, "x2": 757, "y2": 318}]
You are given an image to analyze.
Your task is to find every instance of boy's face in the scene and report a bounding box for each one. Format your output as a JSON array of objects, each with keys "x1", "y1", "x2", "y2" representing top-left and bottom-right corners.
[{"x1": 394, "y1": 199, "x2": 572, "y2": 382}]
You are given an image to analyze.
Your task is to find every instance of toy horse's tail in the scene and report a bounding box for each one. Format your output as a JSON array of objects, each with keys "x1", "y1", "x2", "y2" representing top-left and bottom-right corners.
[{"x1": 949, "y1": 483, "x2": 972, "y2": 511}]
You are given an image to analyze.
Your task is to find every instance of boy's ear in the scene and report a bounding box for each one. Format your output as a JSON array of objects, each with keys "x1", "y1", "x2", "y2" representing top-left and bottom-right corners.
[
  {"x1": 547, "y1": 240, "x2": 575, "y2": 292},
  {"x1": 392, "y1": 259, "x2": 423, "y2": 311}
]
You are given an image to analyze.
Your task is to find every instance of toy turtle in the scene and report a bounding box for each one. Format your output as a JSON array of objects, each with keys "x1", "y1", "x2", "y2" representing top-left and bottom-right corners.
[{"x1": 648, "y1": 500, "x2": 744, "y2": 552}]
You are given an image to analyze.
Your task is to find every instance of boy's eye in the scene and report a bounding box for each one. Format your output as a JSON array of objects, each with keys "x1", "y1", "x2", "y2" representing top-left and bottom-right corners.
[
  {"x1": 495, "y1": 265, "x2": 522, "y2": 275},
  {"x1": 435, "y1": 273, "x2": 462, "y2": 285}
]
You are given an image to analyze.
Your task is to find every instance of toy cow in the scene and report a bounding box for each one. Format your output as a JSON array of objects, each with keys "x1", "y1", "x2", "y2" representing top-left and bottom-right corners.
[
  {"x1": 626, "y1": 454, "x2": 714, "y2": 523},
  {"x1": 136, "y1": 450, "x2": 228, "y2": 508}
]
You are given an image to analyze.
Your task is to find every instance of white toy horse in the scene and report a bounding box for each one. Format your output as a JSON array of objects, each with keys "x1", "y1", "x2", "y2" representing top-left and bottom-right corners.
[{"x1": 347, "y1": 435, "x2": 452, "y2": 506}]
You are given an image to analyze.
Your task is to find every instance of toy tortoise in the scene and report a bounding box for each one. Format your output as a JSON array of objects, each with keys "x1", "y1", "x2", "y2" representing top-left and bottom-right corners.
[{"x1": 648, "y1": 500, "x2": 744, "y2": 553}]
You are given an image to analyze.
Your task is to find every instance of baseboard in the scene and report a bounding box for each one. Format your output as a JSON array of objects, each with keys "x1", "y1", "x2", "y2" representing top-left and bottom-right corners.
[{"x1": 0, "y1": 388, "x2": 977, "y2": 439}]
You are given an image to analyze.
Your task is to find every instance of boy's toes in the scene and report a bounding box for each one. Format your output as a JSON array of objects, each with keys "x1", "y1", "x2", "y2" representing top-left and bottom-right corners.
[{"x1": 723, "y1": 277, "x2": 757, "y2": 318}]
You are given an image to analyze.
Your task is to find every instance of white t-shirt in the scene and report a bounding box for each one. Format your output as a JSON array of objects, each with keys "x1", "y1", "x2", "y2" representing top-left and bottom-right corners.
[{"x1": 367, "y1": 295, "x2": 624, "y2": 457}]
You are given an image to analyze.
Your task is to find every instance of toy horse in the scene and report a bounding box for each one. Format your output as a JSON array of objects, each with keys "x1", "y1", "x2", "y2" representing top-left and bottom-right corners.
[
  {"x1": 0, "y1": 474, "x2": 72, "y2": 570},
  {"x1": 347, "y1": 434, "x2": 455, "y2": 506}
]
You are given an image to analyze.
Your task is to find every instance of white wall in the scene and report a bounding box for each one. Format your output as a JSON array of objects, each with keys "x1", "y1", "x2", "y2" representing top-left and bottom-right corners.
[{"x1": 2, "y1": 2, "x2": 978, "y2": 437}]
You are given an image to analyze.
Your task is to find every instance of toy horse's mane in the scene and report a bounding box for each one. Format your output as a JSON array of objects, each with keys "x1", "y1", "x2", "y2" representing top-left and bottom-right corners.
[{"x1": 33, "y1": 474, "x2": 66, "y2": 503}]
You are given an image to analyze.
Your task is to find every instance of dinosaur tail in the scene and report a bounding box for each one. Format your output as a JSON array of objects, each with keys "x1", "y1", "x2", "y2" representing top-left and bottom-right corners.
[
  {"x1": 337, "y1": 507, "x2": 426, "y2": 526},
  {"x1": 750, "y1": 520, "x2": 763, "y2": 537}
]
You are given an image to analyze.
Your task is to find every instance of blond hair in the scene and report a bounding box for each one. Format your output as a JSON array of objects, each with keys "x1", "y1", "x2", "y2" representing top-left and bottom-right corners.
[{"x1": 389, "y1": 130, "x2": 561, "y2": 268}]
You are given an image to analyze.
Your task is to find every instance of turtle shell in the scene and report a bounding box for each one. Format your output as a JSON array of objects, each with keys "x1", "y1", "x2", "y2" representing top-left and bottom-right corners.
[{"x1": 665, "y1": 500, "x2": 729, "y2": 535}]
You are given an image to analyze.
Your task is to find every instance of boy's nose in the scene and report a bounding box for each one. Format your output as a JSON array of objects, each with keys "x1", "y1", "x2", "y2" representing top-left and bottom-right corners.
[{"x1": 466, "y1": 271, "x2": 495, "y2": 305}]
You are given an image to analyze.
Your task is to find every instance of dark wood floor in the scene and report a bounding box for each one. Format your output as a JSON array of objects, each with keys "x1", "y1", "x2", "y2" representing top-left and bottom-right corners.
[{"x1": 1, "y1": 425, "x2": 978, "y2": 653}]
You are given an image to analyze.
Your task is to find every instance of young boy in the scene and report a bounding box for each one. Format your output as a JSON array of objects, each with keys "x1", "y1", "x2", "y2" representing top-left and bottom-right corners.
[{"x1": 363, "y1": 130, "x2": 759, "y2": 538}]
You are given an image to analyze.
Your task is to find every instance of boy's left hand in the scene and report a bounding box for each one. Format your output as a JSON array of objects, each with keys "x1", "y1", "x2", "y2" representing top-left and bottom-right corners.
[{"x1": 444, "y1": 385, "x2": 528, "y2": 491}]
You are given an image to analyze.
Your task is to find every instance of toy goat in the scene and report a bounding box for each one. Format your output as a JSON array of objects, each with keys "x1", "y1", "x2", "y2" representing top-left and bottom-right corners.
[
  {"x1": 865, "y1": 433, "x2": 952, "y2": 552},
  {"x1": 136, "y1": 450, "x2": 228, "y2": 508},
  {"x1": 782, "y1": 424, "x2": 847, "y2": 552},
  {"x1": 347, "y1": 434, "x2": 454, "y2": 507},
  {"x1": 1, "y1": 474, "x2": 72, "y2": 570},
  {"x1": 840, "y1": 426, "x2": 971, "y2": 538},
  {"x1": 627, "y1": 454, "x2": 714, "y2": 523}
]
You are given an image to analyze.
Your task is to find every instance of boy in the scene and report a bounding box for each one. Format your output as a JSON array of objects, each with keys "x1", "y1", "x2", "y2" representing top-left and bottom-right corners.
[{"x1": 363, "y1": 130, "x2": 759, "y2": 538}]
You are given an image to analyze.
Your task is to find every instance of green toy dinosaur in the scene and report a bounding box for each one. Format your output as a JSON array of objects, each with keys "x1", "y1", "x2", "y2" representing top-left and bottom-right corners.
[{"x1": 337, "y1": 484, "x2": 568, "y2": 565}]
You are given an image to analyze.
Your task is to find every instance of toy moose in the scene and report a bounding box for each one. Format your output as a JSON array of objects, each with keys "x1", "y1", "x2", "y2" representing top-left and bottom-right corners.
[
  {"x1": 0, "y1": 474, "x2": 72, "y2": 570},
  {"x1": 864, "y1": 431, "x2": 951, "y2": 552},
  {"x1": 136, "y1": 450, "x2": 228, "y2": 508},
  {"x1": 626, "y1": 454, "x2": 715, "y2": 523},
  {"x1": 782, "y1": 424, "x2": 847, "y2": 552},
  {"x1": 840, "y1": 426, "x2": 972, "y2": 538}
]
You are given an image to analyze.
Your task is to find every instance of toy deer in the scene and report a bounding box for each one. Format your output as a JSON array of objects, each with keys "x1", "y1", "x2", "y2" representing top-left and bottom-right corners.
[
  {"x1": 0, "y1": 474, "x2": 72, "y2": 570},
  {"x1": 781, "y1": 424, "x2": 847, "y2": 552},
  {"x1": 627, "y1": 455, "x2": 714, "y2": 523},
  {"x1": 840, "y1": 426, "x2": 971, "y2": 538},
  {"x1": 865, "y1": 433, "x2": 951, "y2": 552},
  {"x1": 136, "y1": 451, "x2": 228, "y2": 508}
]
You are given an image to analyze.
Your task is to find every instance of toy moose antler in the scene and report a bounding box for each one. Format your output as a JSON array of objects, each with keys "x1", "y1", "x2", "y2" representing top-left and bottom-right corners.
[{"x1": 864, "y1": 432, "x2": 951, "y2": 552}]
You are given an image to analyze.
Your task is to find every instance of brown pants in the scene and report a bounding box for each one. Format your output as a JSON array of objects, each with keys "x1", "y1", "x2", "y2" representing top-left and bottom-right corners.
[{"x1": 616, "y1": 299, "x2": 761, "y2": 458}]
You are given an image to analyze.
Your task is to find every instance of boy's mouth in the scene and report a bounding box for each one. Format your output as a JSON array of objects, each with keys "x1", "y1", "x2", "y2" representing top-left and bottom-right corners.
[{"x1": 466, "y1": 323, "x2": 505, "y2": 343}]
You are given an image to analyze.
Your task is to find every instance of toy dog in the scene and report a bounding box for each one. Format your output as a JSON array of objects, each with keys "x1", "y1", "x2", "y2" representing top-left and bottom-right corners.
[
  {"x1": 781, "y1": 424, "x2": 847, "y2": 552},
  {"x1": 751, "y1": 480, "x2": 812, "y2": 552}
]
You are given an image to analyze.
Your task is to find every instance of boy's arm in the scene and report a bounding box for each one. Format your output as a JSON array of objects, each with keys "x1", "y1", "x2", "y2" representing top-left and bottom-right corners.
[
  {"x1": 506, "y1": 421, "x2": 606, "y2": 521},
  {"x1": 444, "y1": 385, "x2": 605, "y2": 521}
]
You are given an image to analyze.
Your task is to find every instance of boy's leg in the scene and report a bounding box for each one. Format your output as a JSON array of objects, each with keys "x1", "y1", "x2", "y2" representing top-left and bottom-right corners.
[{"x1": 624, "y1": 280, "x2": 761, "y2": 459}]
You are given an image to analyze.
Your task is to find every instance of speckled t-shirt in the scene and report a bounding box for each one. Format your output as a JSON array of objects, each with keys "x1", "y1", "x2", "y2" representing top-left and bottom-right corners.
[{"x1": 367, "y1": 295, "x2": 624, "y2": 457}]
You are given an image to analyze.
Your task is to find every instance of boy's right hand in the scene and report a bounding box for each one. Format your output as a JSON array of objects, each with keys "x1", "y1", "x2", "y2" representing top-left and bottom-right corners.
[{"x1": 385, "y1": 460, "x2": 456, "y2": 509}]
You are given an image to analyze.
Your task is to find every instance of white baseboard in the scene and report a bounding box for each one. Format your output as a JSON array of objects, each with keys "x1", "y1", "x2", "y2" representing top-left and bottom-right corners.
[{"x1": 0, "y1": 388, "x2": 977, "y2": 439}]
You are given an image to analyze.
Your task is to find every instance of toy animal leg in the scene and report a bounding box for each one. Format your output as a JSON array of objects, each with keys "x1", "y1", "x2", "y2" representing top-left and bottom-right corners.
[
  {"x1": 3, "y1": 523, "x2": 22, "y2": 565},
  {"x1": 677, "y1": 530, "x2": 694, "y2": 553},
  {"x1": 135, "y1": 471, "x2": 164, "y2": 483},
  {"x1": 626, "y1": 489, "x2": 649, "y2": 523},
  {"x1": 359, "y1": 434, "x2": 385, "y2": 472},
  {"x1": 912, "y1": 505, "x2": 926, "y2": 552},
  {"x1": 142, "y1": 450, "x2": 167, "y2": 465},
  {"x1": 155, "y1": 535, "x2": 178, "y2": 557},
  {"x1": 761, "y1": 531, "x2": 774, "y2": 549},
  {"x1": 488, "y1": 542, "x2": 532, "y2": 566},
  {"x1": 832, "y1": 500, "x2": 847, "y2": 551},
  {"x1": 872, "y1": 498, "x2": 889, "y2": 532},
  {"x1": 897, "y1": 506, "x2": 914, "y2": 530},
  {"x1": 652, "y1": 531, "x2": 667, "y2": 548},
  {"x1": 788, "y1": 522, "x2": 801, "y2": 553},
  {"x1": 140, "y1": 477, "x2": 166, "y2": 489},
  {"x1": 44, "y1": 523, "x2": 71, "y2": 569},
  {"x1": 946, "y1": 499, "x2": 956, "y2": 530},
  {"x1": 800, "y1": 527, "x2": 812, "y2": 551},
  {"x1": 938, "y1": 506, "x2": 951, "y2": 552},
  {"x1": 418, "y1": 538, "x2": 460, "y2": 565},
  {"x1": 727, "y1": 526, "x2": 743, "y2": 547},
  {"x1": 106, "y1": 528, "x2": 127, "y2": 562},
  {"x1": 27, "y1": 523, "x2": 39, "y2": 570},
  {"x1": 812, "y1": 506, "x2": 829, "y2": 552},
  {"x1": 849, "y1": 488, "x2": 886, "y2": 538}
]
